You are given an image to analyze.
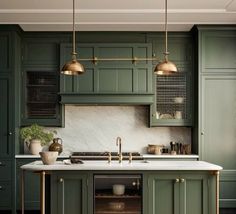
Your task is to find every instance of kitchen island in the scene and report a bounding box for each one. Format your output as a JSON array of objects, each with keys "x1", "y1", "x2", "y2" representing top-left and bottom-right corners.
[{"x1": 21, "y1": 160, "x2": 222, "y2": 214}]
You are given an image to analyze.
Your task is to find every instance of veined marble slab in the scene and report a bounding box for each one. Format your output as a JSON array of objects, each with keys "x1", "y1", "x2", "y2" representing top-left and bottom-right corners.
[{"x1": 21, "y1": 160, "x2": 222, "y2": 171}]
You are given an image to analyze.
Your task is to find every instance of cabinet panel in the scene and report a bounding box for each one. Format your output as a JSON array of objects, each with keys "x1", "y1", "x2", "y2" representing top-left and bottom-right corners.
[
  {"x1": 16, "y1": 159, "x2": 40, "y2": 210},
  {"x1": 201, "y1": 76, "x2": 236, "y2": 169},
  {"x1": 0, "y1": 182, "x2": 11, "y2": 208},
  {"x1": 147, "y1": 173, "x2": 210, "y2": 214},
  {"x1": 60, "y1": 43, "x2": 153, "y2": 96},
  {"x1": 0, "y1": 160, "x2": 11, "y2": 181},
  {"x1": 200, "y1": 75, "x2": 236, "y2": 207},
  {"x1": 0, "y1": 78, "x2": 12, "y2": 158},
  {"x1": 147, "y1": 174, "x2": 179, "y2": 214},
  {"x1": 0, "y1": 33, "x2": 10, "y2": 72},
  {"x1": 201, "y1": 31, "x2": 236, "y2": 71},
  {"x1": 51, "y1": 173, "x2": 88, "y2": 214}
]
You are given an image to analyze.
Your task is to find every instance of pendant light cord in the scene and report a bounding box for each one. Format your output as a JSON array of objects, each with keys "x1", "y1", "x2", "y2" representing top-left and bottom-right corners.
[
  {"x1": 164, "y1": 0, "x2": 169, "y2": 61},
  {"x1": 72, "y1": 0, "x2": 77, "y2": 60}
]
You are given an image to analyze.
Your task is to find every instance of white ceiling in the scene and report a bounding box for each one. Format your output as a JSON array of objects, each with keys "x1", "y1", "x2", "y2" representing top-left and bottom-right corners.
[{"x1": 0, "y1": 0, "x2": 235, "y2": 31}]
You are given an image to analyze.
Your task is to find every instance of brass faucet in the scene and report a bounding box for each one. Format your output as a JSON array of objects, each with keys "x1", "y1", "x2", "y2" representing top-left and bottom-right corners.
[{"x1": 116, "y1": 137, "x2": 122, "y2": 163}]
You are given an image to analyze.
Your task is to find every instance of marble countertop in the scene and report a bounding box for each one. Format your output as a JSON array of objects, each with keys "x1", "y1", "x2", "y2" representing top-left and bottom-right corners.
[
  {"x1": 15, "y1": 154, "x2": 198, "y2": 159},
  {"x1": 21, "y1": 160, "x2": 222, "y2": 171},
  {"x1": 142, "y1": 154, "x2": 199, "y2": 159}
]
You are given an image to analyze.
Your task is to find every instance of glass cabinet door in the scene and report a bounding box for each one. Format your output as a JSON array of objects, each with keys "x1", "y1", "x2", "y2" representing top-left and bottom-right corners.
[{"x1": 94, "y1": 174, "x2": 142, "y2": 214}]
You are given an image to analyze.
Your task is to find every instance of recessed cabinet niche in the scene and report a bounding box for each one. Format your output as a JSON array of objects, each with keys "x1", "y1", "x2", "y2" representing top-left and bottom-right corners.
[{"x1": 21, "y1": 70, "x2": 62, "y2": 126}]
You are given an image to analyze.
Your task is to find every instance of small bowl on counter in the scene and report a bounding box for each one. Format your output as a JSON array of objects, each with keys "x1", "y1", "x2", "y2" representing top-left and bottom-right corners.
[{"x1": 40, "y1": 151, "x2": 58, "y2": 165}]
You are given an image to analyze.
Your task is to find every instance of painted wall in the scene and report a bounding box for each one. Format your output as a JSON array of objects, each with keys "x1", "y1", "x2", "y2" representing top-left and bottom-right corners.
[{"x1": 48, "y1": 105, "x2": 191, "y2": 155}]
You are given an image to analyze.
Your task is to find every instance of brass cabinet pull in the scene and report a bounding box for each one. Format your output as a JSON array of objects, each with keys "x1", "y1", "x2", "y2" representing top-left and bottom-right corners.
[
  {"x1": 175, "y1": 178, "x2": 180, "y2": 183},
  {"x1": 59, "y1": 178, "x2": 64, "y2": 183},
  {"x1": 201, "y1": 132, "x2": 204, "y2": 136},
  {"x1": 180, "y1": 178, "x2": 185, "y2": 183},
  {"x1": 0, "y1": 186, "x2": 2, "y2": 190}
]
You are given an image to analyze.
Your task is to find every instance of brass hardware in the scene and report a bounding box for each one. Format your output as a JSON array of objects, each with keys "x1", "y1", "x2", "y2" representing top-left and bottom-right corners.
[
  {"x1": 154, "y1": 0, "x2": 178, "y2": 75},
  {"x1": 0, "y1": 162, "x2": 2, "y2": 166},
  {"x1": 132, "y1": 179, "x2": 140, "y2": 190},
  {"x1": 0, "y1": 186, "x2": 2, "y2": 189},
  {"x1": 128, "y1": 152, "x2": 133, "y2": 163},
  {"x1": 216, "y1": 171, "x2": 219, "y2": 214},
  {"x1": 59, "y1": 178, "x2": 64, "y2": 183},
  {"x1": 78, "y1": 57, "x2": 159, "y2": 64},
  {"x1": 201, "y1": 132, "x2": 204, "y2": 136},
  {"x1": 116, "y1": 137, "x2": 123, "y2": 164},
  {"x1": 108, "y1": 152, "x2": 112, "y2": 164},
  {"x1": 180, "y1": 178, "x2": 185, "y2": 183},
  {"x1": 61, "y1": 0, "x2": 85, "y2": 75},
  {"x1": 175, "y1": 178, "x2": 180, "y2": 183},
  {"x1": 21, "y1": 170, "x2": 25, "y2": 214},
  {"x1": 40, "y1": 171, "x2": 46, "y2": 214},
  {"x1": 8, "y1": 132, "x2": 12, "y2": 136}
]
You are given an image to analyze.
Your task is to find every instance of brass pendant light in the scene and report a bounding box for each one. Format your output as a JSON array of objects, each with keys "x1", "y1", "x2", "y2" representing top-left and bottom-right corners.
[
  {"x1": 154, "y1": 0, "x2": 178, "y2": 75},
  {"x1": 61, "y1": 0, "x2": 85, "y2": 75}
]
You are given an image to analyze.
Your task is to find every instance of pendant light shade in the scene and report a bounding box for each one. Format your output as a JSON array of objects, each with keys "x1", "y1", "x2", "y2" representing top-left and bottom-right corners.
[
  {"x1": 155, "y1": 0, "x2": 178, "y2": 75},
  {"x1": 154, "y1": 59, "x2": 178, "y2": 75},
  {"x1": 61, "y1": 0, "x2": 85, "y2": 75},
  {"x1": 61, "y1": 59, "x2": 85, "y2": 75}
]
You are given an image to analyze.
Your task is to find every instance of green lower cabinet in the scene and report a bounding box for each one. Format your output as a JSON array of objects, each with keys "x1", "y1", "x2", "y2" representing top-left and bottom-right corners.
[
  {"x1": 145, "y1": 172, "x2": 214, "y2": 214},
  {"x1": 16, "y1": 159, "x2": 40, "y2": 210},
  {"x1": 50, "y1": 172, "x2": 88, "y2": 214}
]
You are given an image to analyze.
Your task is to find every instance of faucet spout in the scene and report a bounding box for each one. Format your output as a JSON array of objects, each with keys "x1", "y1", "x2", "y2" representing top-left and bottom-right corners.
[{"x1": 116, "y1": 137, "x2": 122, "y2": 163}]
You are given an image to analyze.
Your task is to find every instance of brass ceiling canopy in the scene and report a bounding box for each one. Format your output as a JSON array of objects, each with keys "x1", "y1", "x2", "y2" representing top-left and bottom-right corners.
[
  {"x1": 154, "y1": 0, "x2": 178, "y2": 75},
  {"x1": 61, "y1": 0, "x2": 85, "y2": 75}
]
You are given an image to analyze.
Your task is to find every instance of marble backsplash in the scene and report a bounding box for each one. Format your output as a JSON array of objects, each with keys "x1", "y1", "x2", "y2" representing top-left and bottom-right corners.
[{"x1": 47, "y1": 105, "x2": 191, "y2": 155}]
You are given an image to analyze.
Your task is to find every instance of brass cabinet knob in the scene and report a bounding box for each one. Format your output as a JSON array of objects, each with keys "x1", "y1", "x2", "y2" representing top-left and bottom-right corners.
[
  {"x1": 201, "y1": 132, "x2": 204, "y2": 136},
  {"x1": 0, "y1": 162, "x2": 2, "y2": 166},
  {"x1": 180, "y1": 178, "x2": 185, "y2": 183},
  {"x1": 59, "y1": 178, "x2": 64, "y2": 183},
  {"x1": 0, "y1": 186, "x2": 2, "y2": 190},
  {"x1": 8, "y1": 132, "x2": 12, "y2": 136},
  {"x1": 175, "y1": 178, "x2": 180, "y2": 183}
]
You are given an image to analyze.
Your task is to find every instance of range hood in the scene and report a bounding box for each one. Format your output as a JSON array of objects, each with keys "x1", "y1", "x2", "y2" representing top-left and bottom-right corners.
[{"x1": 60, "y1": 93, "x2": 154, "y2": 105}]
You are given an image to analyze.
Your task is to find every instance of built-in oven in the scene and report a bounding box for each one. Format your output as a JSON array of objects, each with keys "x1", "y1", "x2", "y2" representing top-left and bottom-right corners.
[{"x1": 94, "y1": 174, "x2": 142, "y2": 214}]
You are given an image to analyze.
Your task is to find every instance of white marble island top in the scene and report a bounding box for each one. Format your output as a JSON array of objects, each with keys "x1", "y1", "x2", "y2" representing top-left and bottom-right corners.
[{"x1": 21, "y1": 160, "x2": 222, "y2": 171}]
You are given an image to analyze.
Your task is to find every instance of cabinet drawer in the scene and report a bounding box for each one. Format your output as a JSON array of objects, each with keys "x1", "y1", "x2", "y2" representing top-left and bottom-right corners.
[
  {"x1": 0, "y1": 182, "x2": 11, "y2": 208},
  {"x1": 0, "y1": 160, "x2": 11, "y2": 181}
]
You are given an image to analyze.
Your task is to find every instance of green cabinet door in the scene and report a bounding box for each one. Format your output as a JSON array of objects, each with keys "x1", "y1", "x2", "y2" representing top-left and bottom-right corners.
[
  {"x1": 0, "y1": 32, "x2": 12, "y2": 73},
  {"x1": 147, "y1": 173, "x2": 180, "y2": 214},
  {"x1": 200, "y1": 75, "x2": 236, "y2": 208},
  {"x1": 51, "y1": 172, "x2": 88, "y2": 214},
  {"x1": 0, "y1": 77, "x2": 13, "y2": 158},
  {"x1": 16, "y1": 159, "x2": 40, "y2": 210},
  {"x1": 147, "y1": 34, "x2": 194, "y2": 127},
  {"x1": 146, "y1": 172, "x2": 211, "y2": 214}
]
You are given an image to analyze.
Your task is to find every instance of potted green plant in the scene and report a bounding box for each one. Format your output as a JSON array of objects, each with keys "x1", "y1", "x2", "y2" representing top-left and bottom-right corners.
[{"x1": 20, "y1": 124, "x2": 56, "y2": 155}]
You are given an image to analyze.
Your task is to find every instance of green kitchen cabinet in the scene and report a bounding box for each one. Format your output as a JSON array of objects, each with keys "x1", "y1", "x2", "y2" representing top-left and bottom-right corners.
[
  {"x1": 60, "y1": 43, "x2": 154, "y2": 104},
  {"x1": 197, "y1": 26, "x2": 236, "y2": 208},
  {"x1": 0, "y1": 77, "x2": 13, "y2": 158},
  {"x1": 146, "y1": 172, "x2": 214, "y2": 214},
  {"x1": 147, "y1": 34, "x2": 194, "y2": 126},
  {"x1": 21, "y1": 36, "x2": 64, "y2": 127},
  {"x1": 16, "y1": 159, "x2": 41, "y2": 210},
  {"x1": 50, "y1": 172, "x2": 88, "y2": 214}
]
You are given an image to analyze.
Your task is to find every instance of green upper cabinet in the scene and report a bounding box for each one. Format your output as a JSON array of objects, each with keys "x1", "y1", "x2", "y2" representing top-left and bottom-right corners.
[
  {"x1": 21, "y1": 35, "x2": 64, "y2": 127},
  {"x1": 146, "y1": 172, "x2": 213, "y2": 214},
  {"x1": 60, "y1": 43, "x2": 153, "y2": 96},
  {"x1": 147, "y1": 34, "x2": 194, "y2": 126},
  {"x1": 199, "y1": 29, "x2": 236, "y2": 72},
  {"x1": 0, "y1": 32, "x2": 11, "y2": 73}
]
